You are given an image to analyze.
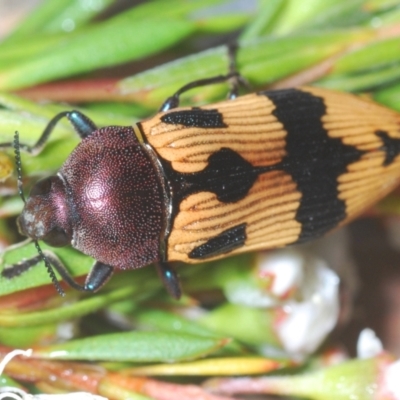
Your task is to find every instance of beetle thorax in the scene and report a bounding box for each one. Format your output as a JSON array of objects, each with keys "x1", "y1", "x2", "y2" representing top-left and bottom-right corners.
[{"x1": 60, "y1": 126, "x2": 165, "y2": 270}]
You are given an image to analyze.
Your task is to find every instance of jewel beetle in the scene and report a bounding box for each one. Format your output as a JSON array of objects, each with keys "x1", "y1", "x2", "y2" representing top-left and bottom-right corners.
[{"x1": 2, "y1": 66, "x2": 400, "y2": 299}]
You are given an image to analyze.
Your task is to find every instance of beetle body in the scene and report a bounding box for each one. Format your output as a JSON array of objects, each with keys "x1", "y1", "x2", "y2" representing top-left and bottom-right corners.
[
  {"x1": 140, "y1": 86, "x2": 400, "y2": 263},
  {"x1": 11, "y1": 86, "x2": 400, "y2": 294}
]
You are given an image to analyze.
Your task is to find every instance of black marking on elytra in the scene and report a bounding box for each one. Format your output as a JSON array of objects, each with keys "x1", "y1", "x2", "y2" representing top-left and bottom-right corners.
[
  {"x1": 376, "y1": 130, "x2": 400, "y2": 166},
  {"x1": 160, "y1": 147, "x2": 273, "y2": 261},
  {"x1": 161, "y1": 108, "x2": 227, "y2": 128},
  {"x1": 263, "y1": 88, "x2": 365, "y2": 242},
  {"x1": 163, "y1": 147, "x2": 275, "y2": 205},
  {"x1": 189, "y1": 223, "x2": 247, "y2": 259}
]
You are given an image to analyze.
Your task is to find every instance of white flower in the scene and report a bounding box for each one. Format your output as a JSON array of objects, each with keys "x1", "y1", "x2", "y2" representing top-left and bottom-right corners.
[
  {"x1": 357, "y1": 328, "x2": 384, "y2": 359},
  {"x1": 384, "y1": 359, "x2": 400, "y2": 400},
  {"x1": 356, "y1": 329, "x2": 400, "y2": 400},
  {"x1": 273, "y1": 253, "x2": 340, "y2": 359},
  {"x1": 225, "y1": 249, "x2": 340, "y2": 359}
]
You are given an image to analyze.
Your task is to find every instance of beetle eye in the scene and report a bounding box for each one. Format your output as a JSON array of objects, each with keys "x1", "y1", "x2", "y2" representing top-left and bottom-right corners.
[
  {"x1": 30, "y1": 176, "x2": 54, "y2": 196},
  {"x1": 43, "y1": 227, "x2": 70, "y2": 247}
]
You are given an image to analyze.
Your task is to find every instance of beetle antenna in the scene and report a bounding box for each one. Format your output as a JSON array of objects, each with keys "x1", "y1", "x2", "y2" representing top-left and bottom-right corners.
[
  {"x1": 13, "y1": 131, "x2": 65, "y2": 297},
  {"x1": 34, "y1": 241, "x2": 65, "y2": 296},
  {"x1": 13, "y1": 131, "x2": 26, "y2": 203}
]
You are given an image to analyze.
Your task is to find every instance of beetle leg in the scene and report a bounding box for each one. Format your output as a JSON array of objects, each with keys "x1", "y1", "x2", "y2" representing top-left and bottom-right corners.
[
  {"x1": 1, "y1": 250, "x2": 66, "y2": 295},
  {"x1": 2, "y1": 250, "x2": 113, "y2": 293},
  {"x1": 84, "y1": 261, "x2": 114, "y2": 292},
  {"x1": 159, "y1": 44, "x2": 247, "y2": 112},
  {"x1": 226, "y1": 42, "x2": 249, "y2": 100},
  {"x1": 1, "y1": 254, "x2": 43, "y2": 279},
  {"x1": 0, "y1": 110, "x2": 97, "y2": 155},
  {"x1": 156, "y1": 261, "x2": 182, "y2": 299},
  {"x1": 44, "y1": 252, "x2": 115, "y2": 292},
  {"x1": 44, "y1": 252, "x2": 114, "y2": 292},
  {"x1": 67, "y1": 110, "x2": 98, "y2": 139}
]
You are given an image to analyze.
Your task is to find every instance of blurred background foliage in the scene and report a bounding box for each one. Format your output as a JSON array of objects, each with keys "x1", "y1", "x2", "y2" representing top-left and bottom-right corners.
[{"x1": 0, "y1": 1, "x2": 400, "y2": 399}]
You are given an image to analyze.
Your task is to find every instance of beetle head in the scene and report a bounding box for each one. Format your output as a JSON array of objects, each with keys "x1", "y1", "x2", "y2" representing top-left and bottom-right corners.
[{"x1": 18, "y1": 175, "x2": 72, "y2": 247}]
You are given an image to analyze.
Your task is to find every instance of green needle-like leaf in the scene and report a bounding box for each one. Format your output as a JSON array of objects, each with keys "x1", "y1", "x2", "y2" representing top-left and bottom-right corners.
[
  {"x1": 332, "y1": 37, "x2": 400, "y2": 74},
  {"x1": 0, "y1": 286, "x2": 141, "y2": 327},
  {"x1": 4, "y1": 0, "x2": 116, "y2": 40},
  {"x1": 0, "y1": 241, "x2": 92, "y2": 296},
  {"x1": 0, "y1": 17, "x2": 195, "y2": 91},
  {"x1": 118, "y1": 29, "x2": 374, "y2": 107},
  {"x1": 34, "y1": 331, "x2": 230, "y2": 362}
]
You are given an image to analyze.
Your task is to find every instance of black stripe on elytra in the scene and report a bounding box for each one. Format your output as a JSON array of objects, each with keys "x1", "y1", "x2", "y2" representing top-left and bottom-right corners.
[
  {"x1": 161, "y1": 108, "x2": 227, "y2": 128},
  {"x1": 162, "y1": 147, "x2": 275, "y2": 205},
  {"x1": 189, "y1": 223, "x2": 247, "y2": 259},
  {"x1": 161, "y1": 148, "x2": 273, "y2": 260},
  {"x1": 376, "y1": 130, "x2": 400, "y2": 166},
  {"x1": 263, "y1": 88, "x2": 365, "y2": 243}
]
